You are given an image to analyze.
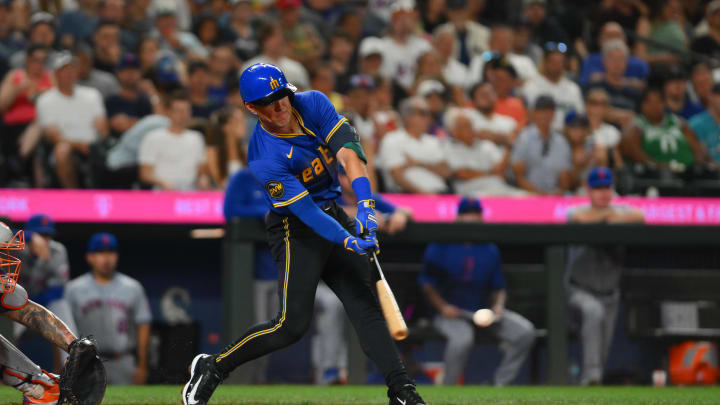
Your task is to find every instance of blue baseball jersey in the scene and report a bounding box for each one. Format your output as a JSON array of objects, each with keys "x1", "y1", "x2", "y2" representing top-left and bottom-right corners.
[
  {"x1": 248, "y1": 91, "x2": 349, "y2": 214},
  {"x1": 419, "y1": 243, "x2": 507, "y2": 312}
]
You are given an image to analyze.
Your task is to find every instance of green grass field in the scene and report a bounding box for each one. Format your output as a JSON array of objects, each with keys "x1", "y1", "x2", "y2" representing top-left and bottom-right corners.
[{"x1": 0, "y1": 385, "x2": 718, "y2": 405}]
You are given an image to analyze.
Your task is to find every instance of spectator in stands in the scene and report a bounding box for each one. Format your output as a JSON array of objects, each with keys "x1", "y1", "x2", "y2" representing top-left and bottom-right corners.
[
  {"x1": 522, "y1": 0, "x2": 568, "y2": 46},
  {"x1": 105, "y1": 53, "x2": 153, "y2": 138},
  {"x1": 511, "y1": 20, "x2": 543, "y2": 67},
  {"x1": 220, "y1": 0, "x2": 258, "y2": 62},
  {"x1": 58, "y1": 0, "x2": 99, "y2": 45},
  {"x1": 417, "y1": 79, "x2": 448, "y2": 138},
  {"x1": 64, "y1": 232, "x2": 151, "y2": 384},
  {"x1": 193, "y1": 13, "x2": 221, "y2": 49},
  {"x1": 371, "y1": 78, "x2": 403, "y2": 142},
  {"x1": 445, "y1": 107, "x2": 523, "y2": 196},
  {"x1": 152, "y1": 8, "x2": 208, "y2": 60},
  {"x1": 311, "y1": 65, "x2": 343, "y2": 112},
  {"x1": 579, "y1": 22, "x2": 650, "y2": 89},
  {"x1": 277, "y1": 0, "x2": 324, "y2": 71},
  {"x1": 468, "y1": 24, "x2": 540, "y2": 84},
  {"x1": 36, "y1": 52, "x2": 108, "y2": 188},
  {"x1": 624, "y1": 87, "x2": 705, "y2": 175},
  {"x1": 586, "y1": 88, "x2": 624, "y2": 171},
  {"x1": 326, "y1": 32, "x2": 355, "y2": 94},
  {"x1": 357, "y1": 36, "x2": 384, "y2": 79},
  {"x1": 690, "y1": 84, "x2": 720, "y2": 165},
  {"x1": 242, "y1": 21, "x2": 310, "y2": 90},
  {"x1": 207, "y1": 45, "x2": 237, "y2": 105},
  {"x1": 420, "y1": 197, "x2": 536, "y2": 386},
  {"x1": 11, "y1": 12, "x2": 58, "y2": 69},
  {"x1": 16, "y1": 213, "x2": 74, "y2": 371},
  {"x1": 74, "y1": 42, "x2": 121, "y2": 98},
  {"x1": 521, "y1": 41, "x2": 585, "y2": 132},
  {"x1": 437, "y1": 0, "x2": 489, "y2": 67},
  {"x1": 0, "y1": 43, "x2": 53, "y2": 185},
  {"x1": 689, "y1": 62, "x2": 714, "y2": 108},
  {"x1": 470, "y1": 81, "x2": 519, "y2": 149},
  {"x1": 486, "y1": 57, "x2": 527, "y2": 128},
  {"x1": 510, "y1": 95, "x2": 571, "y2": 195},
  {"x1": 206, "y1": 107, "x2": 246, "y2": 187},
  {"x1": 138, "y1": 90, "x2": 209, "y2": 190},
  {"x1": 93, "y1": 20, "x2": 122, "y2": 73},
  {"x1": 187, "y1": 61, "x2": 225, "y2": 120},
  {"x1": 379, "y1": 0, "x2": 432, "y2": 91},
  {"x1": 566, "y1": 167, "x2": 644, "y2": 385},
  {"x1": 588, "y1": 0, "x2": 650, "y2": 57},
  {"x1": 432, "y1": 25, "x2": 470, "y2": 94},
  {"x1": 588, "y1": 39, "x2": 644, "y2": 129},
  {"x1": 376, "y1": 97, "x2": 450, "y2": 194},
  {"x1": 691, "y1": 0, "x2": 720, "y2": 62},
  {"x1": 662, "y1": 66, "x2": 704, "y2": 121},
  {"x1": 646, "y1": 0, "x2": 688, "y2": 65},
  {"x1": 564, "y1": 114, "x2": 593, "y2": 191}
]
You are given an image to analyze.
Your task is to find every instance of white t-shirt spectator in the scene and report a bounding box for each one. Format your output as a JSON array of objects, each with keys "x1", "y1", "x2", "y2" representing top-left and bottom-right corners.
[
  {"x1": 138, "y1": 128, "x2": 206, "y2": 190},
  {"x1": 442, "y1": 58, "x2": 471, "y2": 90},
  {"x1": 377, "y1": 129, "x2": 448, "y2": 193},
  {"x1": 521, "y1": 75, "x2": 585, "y2": 132},
  {"x1": 471, "y1": 111, "x2": 517, "y2": 149},
  {"x1": 591, "y1": 123, "x2": 622, "y2": 148},
  {"x1": 36, "y1": 86, "x2": 105, "y2": 144},
  {"x1": 380, "y1": 36, "x2": 432, "y2": 90}
]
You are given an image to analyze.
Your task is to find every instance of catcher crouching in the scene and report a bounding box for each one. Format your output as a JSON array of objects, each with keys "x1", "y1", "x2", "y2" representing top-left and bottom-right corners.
[{"x1": 0, "y1": 221, "x2": 106, "y2": 405}]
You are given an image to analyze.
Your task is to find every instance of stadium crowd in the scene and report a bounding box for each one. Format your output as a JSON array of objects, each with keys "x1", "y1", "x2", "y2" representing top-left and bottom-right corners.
[{"x1": 1, "y1": 0, "x2": 720, "y2": 196}]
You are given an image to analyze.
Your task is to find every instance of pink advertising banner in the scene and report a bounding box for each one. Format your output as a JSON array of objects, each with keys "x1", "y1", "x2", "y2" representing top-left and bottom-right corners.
[{"x1": 1, "y1": 189, "x2": 720, "y2": 225}]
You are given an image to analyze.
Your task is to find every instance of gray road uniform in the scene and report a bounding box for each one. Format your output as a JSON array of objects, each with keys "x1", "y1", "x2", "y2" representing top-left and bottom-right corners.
[
  {"x1": 566, "y1": 204, "x2": 630, "y2": 384},
  {"x1": 64, "y1": 273, "x2": 152, "y2": 385}
]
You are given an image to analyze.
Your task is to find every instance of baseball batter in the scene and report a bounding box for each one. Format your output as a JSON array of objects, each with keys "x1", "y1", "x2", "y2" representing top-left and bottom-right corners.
[
  {"x1": 64, "y1": 233, "x2": 152, "y2": 385},
  {"x1": 183, "y1": 63, "x2": 426, "y2": 405},
  {"x1": 0, "y1": 221, "x2": 77, "y2": 404}
]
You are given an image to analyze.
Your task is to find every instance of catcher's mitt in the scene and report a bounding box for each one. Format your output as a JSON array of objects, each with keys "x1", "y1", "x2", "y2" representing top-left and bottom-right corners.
[{"x1": 59, "y1": 336, "x2": 107, "y2": 405}]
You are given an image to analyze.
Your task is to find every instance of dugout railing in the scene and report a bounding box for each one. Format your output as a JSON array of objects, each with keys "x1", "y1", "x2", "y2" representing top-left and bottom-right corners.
[{"x1": 225, "y1": 219, "x2": 720, "y2": 385}]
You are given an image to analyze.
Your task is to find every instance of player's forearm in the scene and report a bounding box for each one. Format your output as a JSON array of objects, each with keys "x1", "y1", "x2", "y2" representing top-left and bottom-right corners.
[
  {"x1": 136, "y1": 323, "x2": 150, "y2": 368},
  {"x1": 5, "y1": 300, "x2": 76, "y2": 351},
  {"x1": 288, "y1": 195, "x2": 351, "y2": 245},
  {"x1": 421, "y1": 284, "x2": 450, "y2": 313},
  {"x1": 489, "y1": 289, "x2": 506, "y2": 315},
  {"x1": 337, "y1": 147, "x2": 369, "y2": 183}
]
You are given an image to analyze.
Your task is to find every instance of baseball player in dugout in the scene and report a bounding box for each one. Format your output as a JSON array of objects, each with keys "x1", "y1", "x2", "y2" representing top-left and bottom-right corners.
[
  {"x1": 182, "y1": 63, "x2": 427, "y2": 405},
  {"x1": 420, "y1": 198, "x2": 536, "y2": 386},
  {"x1": 0, "y1": 221, "x2": 76, "y2": 404},
  {"x1": 64, "y1": 233, "x2": 152, "y2": 385}
]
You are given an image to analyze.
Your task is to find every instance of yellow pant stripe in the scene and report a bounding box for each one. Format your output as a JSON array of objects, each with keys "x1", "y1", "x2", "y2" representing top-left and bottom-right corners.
[{"x1": 217, "y1": 218, "x2": 291, "y2": 362}]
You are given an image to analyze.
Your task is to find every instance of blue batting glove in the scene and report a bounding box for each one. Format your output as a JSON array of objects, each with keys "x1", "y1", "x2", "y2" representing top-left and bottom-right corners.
[
  {"x1": 355, "y1": 199, "x2": 378, "y2": 236},
  {"x1": 344, "y1": 236, "x2": 375, "y2": 255}
]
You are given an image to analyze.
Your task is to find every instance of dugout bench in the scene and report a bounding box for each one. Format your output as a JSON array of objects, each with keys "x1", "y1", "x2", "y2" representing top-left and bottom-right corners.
[{"x1": 225, "y1": 219, "x2": 720, "y2": 385}]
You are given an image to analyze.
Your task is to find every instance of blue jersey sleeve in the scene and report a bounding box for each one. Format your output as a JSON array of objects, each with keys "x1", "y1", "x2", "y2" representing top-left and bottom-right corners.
[
  {"x1": 372, "y1": 193, "x2": 396, "y2": 214},
  {"x1": 249, "y1": 158, "x2": 310, "y2": 210},
  {"x1": 305, "y1": 91, "x2": 349, "y2": 145},
  {"x1": 488, "y1": 244, "x2": 507, "y2": 290},
  {"x1": 418, "y1": 244, "x2": 444, "y2": 287}
]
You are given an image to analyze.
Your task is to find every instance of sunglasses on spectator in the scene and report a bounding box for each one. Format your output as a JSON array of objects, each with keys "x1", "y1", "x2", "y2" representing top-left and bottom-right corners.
[{"x1": 544, "y1": 42, "x2": 568, "y2": 54}]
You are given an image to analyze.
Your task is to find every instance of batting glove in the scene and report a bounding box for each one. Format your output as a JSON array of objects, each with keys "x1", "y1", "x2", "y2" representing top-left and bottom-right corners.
[
  {"x1": 355, "y1": 199, "x2": 378, "y2": 236},
  {"x1": 344, "y1": 236, "x2": 375, "y2": 255}
]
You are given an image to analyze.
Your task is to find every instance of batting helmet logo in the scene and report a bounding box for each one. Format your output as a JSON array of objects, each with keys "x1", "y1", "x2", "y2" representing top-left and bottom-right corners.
[{"x1": 265, "y1": 181, "x2": 285, "y2": 199}]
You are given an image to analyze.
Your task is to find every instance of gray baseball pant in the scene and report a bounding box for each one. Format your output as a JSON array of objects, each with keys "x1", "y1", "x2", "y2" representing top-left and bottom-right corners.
[
  {"x1": 434, "y1": 309, "x2": 535, "y2": 386},
  {"x1": 568, "y1": 286, "x2": 619, "y2": 385}
]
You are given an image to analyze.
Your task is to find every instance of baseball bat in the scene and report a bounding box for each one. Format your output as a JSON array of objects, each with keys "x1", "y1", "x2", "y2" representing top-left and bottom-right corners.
[{"x1": 371, "y1": 251, "x2": 409, "y2": 341}]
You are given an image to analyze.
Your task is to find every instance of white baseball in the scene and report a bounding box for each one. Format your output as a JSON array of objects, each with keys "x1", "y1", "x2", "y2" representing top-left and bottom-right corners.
[{"x1": 473, "y1": 309, "x2": 495, "y2": 327}]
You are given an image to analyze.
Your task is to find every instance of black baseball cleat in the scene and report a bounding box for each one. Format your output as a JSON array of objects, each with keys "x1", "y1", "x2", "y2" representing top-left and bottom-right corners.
[
  {"x1": 388, "y1": 384, "x2": 427, "y2": 405},
  {"x1": 182, "y1": 354, "x2": 225, "y2": 405}
]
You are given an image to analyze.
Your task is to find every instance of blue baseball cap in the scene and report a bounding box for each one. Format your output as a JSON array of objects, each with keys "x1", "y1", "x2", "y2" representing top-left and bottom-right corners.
[
  {"x1": 239, "y1": 63, "x2": 296, "y2": 105},
  {"x1": 87, "y1": 233, "x2": 118, "y2": 253},
  {"x1": 588, "y1": 167, "x2": 614, "y2": 188},
  {"x1": 25, "y1": 214, "x2": 56, "y2": 236},
  {"x1": 457, "y1": 197, "x2": 483, "y2": 214}
]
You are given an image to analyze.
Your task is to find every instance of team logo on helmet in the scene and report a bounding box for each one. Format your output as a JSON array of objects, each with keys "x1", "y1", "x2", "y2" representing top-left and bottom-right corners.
[
  {"x1": 265, "y1": 181, "x2": 285, "y2": 199},
  {"x1": 269, "y1": 76, "x2": 280, "y2": 90}
]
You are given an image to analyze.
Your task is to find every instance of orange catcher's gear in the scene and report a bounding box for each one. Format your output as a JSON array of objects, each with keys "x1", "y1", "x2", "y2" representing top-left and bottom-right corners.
[{"x1": 0, "y1": 221, "x2": 24, "y2": 293}]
